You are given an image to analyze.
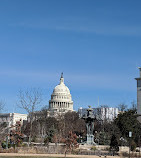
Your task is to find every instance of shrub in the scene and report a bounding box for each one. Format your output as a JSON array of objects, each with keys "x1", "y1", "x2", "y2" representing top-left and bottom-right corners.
[
  {"x1": 110, "y1": 135, "x2": 119, "y2": 152},
  {"x1": 130, "y1": 140, "x2": 136, "y2": 151},
  {"x1": 1, "y1": 141, "x2": 11, "y2": 149},
  {"x1": 91, "y1": 146, "x2": 96, "y2": 151},
  {"x1": 135, "y1": 149, "x2": 140, "y2": 152},
  {"x1": 44, "y1": 137, "x2": 50, "y2": 145},
  {"x1": 1, "y1": 141, "x2": 6, "y2": 149},
  {"x1": 22, "y1": 143, "x2": 28, "y2": 147}
]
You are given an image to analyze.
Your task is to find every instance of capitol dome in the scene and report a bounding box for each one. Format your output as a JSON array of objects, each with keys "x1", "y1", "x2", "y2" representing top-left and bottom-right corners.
[{"x1": 49, "y1": 73, "x2": 73, "y2": 114}]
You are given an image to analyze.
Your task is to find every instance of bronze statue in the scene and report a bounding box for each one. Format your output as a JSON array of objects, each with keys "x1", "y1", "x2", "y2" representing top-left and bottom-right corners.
[{"x1": 82, "y1": 106, "x2": 96, "y2": 145}]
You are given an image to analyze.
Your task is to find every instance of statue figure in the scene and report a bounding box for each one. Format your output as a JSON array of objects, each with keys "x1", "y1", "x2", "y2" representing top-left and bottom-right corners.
[
  {"x1": 82, "y1": 106, "x2": 96, "y2": 145},
  {"x1": 86, "y1": 120, "x2": 94, "y2": 135},
  {"x1": 61, "y1": 72, "x2": 63, "y2": 78}
]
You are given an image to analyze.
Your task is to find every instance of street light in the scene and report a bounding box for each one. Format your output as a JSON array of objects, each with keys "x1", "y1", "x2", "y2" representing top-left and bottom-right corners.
[
  {"x1": 129, "y1": 131, "x2": 132, "y2": 158},
  {"x1": 78, "y1": 135, "x2": 82, "y2": 143}
]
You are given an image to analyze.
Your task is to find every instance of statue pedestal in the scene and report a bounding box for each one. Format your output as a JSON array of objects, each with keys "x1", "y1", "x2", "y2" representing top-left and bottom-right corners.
[{"x1": 87, "y1": 134, "x2": 95, "y2": 145}]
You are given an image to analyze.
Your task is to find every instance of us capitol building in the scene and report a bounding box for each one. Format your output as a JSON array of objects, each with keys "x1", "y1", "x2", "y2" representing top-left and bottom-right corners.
[{"x1": 48, "y1": 73, "x2": 73, "y2": 116}]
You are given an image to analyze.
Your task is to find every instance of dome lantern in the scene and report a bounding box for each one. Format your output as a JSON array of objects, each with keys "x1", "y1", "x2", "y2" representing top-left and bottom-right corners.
[{"x1": 60, "y1": 72, "x2": 64, "y2": 84}]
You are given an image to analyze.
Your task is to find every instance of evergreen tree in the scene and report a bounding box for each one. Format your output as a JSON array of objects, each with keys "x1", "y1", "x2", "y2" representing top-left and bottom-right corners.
[
  {"x1": 114, "y1": 109, "x2": 141, "y2": 146},
  {"x1": 110, "y1": 134, "x2": 119, "y2": 156}
]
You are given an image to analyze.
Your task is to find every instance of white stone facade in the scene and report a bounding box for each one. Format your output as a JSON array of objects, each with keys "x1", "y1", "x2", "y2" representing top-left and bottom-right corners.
[
  {"x1": 49, "y1": 73, "x2": 73, "y2": 115},
  {"x1": 135, "y1": 68, "x2": 141, "y2": 122},
  {"x1": 0, "y1": 113, "x2": 27, "y2": 127},
  {"x1": 78, "y1": 107, "x2": 119, "y2": 121},
  {"x1": 97, "y1": 107, "x2": 119, "y2": 121}
]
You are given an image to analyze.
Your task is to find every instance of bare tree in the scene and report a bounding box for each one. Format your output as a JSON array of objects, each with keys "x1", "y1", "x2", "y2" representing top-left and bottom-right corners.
[
  {"x1": 17, "y1": 88, "x2": 42, "y2": 144},
  {"x1": 131, "y1": 101, "x2": 137, "y2": 111},
  {"x1": 117, "y1": 103, "x2": 127, "y2": 112},
  {"x1": 0, "y1": 100, "x2": 5, "y2": 113},
  {"x1": 0, "y1": 100, "x2": 6, "y2": 143}
]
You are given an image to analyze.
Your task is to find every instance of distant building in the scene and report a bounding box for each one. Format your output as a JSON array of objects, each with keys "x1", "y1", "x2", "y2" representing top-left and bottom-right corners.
[
  {"x1": 0, "y1": 113, "x2": 27, "y2": 128},
  {"x1": 135, "y1": 68, "x2": 141, "y2": 123},
  {"x1": 28, "y1": 110, "x2": 49, "y2": 122},
  {"x1": 78, "y1": 107, "x2": 119, "y2": 122},
  {"x1": 48, "y1": 73, "x2": 73, "y2": 116}
]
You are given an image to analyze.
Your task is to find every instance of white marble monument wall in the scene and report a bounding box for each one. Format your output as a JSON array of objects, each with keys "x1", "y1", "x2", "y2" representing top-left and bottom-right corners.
[{"x1": 135, "y1": 68, "x2": 141, "y2": 123}]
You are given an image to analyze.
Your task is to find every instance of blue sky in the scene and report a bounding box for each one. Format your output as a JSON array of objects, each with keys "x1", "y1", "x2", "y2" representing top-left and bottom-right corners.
[{"x1": 0, "y1": 0, "x2": 141, "y2": 113}]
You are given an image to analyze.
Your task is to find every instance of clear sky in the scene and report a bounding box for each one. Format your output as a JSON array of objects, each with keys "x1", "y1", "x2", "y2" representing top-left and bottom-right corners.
[{"x1": 0, "y1": 0, "x2": 141, "y2": 113}]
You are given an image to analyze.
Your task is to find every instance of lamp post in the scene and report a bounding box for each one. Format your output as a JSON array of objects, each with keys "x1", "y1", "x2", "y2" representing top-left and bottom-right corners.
[
  {"x1": 139, "y1": 135, "x2": 141, "y2": 158},
  {"x1": 79, "y1": 135, "x2": 81, "y2": 143},
  {"x1": 78, "y1": 135, "x2": 82, "y2": 144},
  {"x1": 129, "y1": 131, "x2": 132, "y2": 158},
  {"x1": 6, "y1": 135, "x2": 8, "y2": 149}
]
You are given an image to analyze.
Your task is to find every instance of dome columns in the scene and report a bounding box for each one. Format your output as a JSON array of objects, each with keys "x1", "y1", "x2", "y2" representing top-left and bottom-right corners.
[{"x1": 49, "y1": 101, "x2": 72, "y2": 110}]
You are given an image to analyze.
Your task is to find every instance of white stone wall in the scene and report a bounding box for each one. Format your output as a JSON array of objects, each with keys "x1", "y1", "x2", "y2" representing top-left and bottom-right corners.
[
  {"x1": 98, "y1": 107, "x2": 119, "y2": 121},
  {"x1": 0, "y1": 113, "x2": 27, "y2": 127},
  {"x1": 137, "y1": 87, "x2": 141, "y2": 114},
  {"x1": 78, "y1": 107, "x2": 119, "y2": 121},
  {"x1": 135, "y1": 68, "x2": 141, "y2": 117},
  {"x1": 12, "y1": 113, "x2": 27, "y2": 125},
  {"x1": 0, "y1": 113, "x2": 12, "y2": 127}
]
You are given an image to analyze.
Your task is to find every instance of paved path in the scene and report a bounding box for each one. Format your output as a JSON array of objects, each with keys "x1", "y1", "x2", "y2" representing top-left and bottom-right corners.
[{"x1": 0, "y1": 153, "x2": 120, "y2": 158}]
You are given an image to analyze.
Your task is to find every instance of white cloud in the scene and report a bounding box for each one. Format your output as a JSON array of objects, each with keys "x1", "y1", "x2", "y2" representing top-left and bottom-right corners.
[
  {"x1": 9, "y1": 17, "x2": 141, "y2": 36},
  {"x1": 0, "y1": 68, "x2": 135, "y2": 91}
]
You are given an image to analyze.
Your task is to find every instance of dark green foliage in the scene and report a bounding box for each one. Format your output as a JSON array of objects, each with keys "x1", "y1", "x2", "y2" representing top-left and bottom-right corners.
[
  {"x1": 44, "y1": 136, "x2": 50, "y2": 145},
  {"x1": 1, "y1": 141, "x2": 11, "y2": 149},
  {"x1": 130, "y1": 140, "x2": 136, "y2": 151},
  {"x1": 114, "y1": 109, "x2": 141, "y2": 146},
  {"x1": 99, "y1": 132, "x2": 111, "y2": 145},
  {"x1": 94, "y1": 120, "x2": 121, "y2": 145},
  {"x1": 1, "y1": 141, "x2": 6, "y2": 149},
  {"x1": 31, "y1": 136, "x2": 37, "y2": 142},
  {"x1": 46, "y1": 127, "x2": 56, "y2": 143},
  {"x1": 110, "y1": 134, "x2": 119, "y2": 153}
]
